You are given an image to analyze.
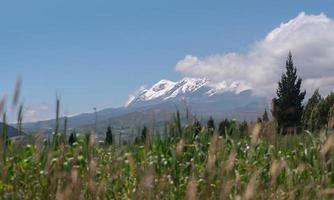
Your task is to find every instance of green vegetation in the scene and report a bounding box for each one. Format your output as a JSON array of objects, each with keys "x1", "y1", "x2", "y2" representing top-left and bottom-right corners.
[{"x1": 1, "y1": 120, "x2": 334, "y2": 199}]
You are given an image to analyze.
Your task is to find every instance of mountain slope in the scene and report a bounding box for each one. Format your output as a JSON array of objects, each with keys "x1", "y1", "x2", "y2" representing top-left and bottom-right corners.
[
  {"x1": 22, "y1": 77, "x2": 267, "y2": 134},
  {"x1": 0, "y1": 123, "x2": 24, "y2": 138}
]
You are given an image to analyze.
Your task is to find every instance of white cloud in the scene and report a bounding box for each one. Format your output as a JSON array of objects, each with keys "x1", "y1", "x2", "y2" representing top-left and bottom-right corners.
[
  {"x1": 23, "y1": 104, "x2": 52, "y2": 123},
  {"x1": 175, "y1": 12, "x2": 334, "y2": 97}
]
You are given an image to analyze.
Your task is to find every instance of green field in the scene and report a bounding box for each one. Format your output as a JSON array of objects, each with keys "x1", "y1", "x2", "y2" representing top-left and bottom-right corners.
[{"x1": 1, "y1": 118, "x2": 334, "y2": 200}]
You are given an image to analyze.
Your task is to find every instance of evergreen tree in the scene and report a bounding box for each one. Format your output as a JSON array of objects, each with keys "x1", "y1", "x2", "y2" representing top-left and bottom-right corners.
[
  {"x1": 239, "y1": 120, "x2": 248, "y2": 134},
  {"x1": 257, "y1": 117, "x2": 263, "y2": 124},
  {"x1": 309, "y1": 92, "x2": 334, "y2": 131},
  {"x1": 207, "y1": 117, "x2": 215, "y2": 134},
  {"x1": 301, "y1": 89, "x2": 321, "y2": 130},
  {"x1": 272, "y1": 52, "x2": 306, "y2": 134},
  {"x1": 262, "y1": 109, "x2": 269, "y2": 122},
  {"x1": 309, "y1": 100, "x2": 325, "y2": 131},
  {"x1": 68, "y1": 131, "x2": 77, "y2": 146},
  {"x1": 193, "y1": 120, "x2": 202, "y2": 137},
  {"x1": 328, "y1": 105, "x2": 334, "y2": 129},
  {"x1": 324, "y1": 92, "x2": 334, "y2": 126},
  {"x1": 105, "y1": 126, "x2": 113, "y2": 145},
  {"x1": 329, "y1": 105, "x2": 334, "y2": 129},
  {"x1": 218, "y1": 119, "x2": 230, "y2": 136},
  {"x1": 141, "y1": 126, "x2": 148, "y2": 142}
]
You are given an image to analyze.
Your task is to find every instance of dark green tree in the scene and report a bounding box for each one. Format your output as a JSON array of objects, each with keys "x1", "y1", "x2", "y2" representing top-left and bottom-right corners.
[
  {"x1": 105, "y1": 126, "x2": 113, "y2": 145},
  {"x1": 309, "y1": 92, "x2": 334, "y2": 131},
  {"x1": 257, "y1": 117, "x2": 263, "y2": 123},
  {"x1": 324, "y1": 93, "x2": 334, "y2": 128},
  {"x1": 85, "y1": 133, "x2": 90, "y2": 145},
  {"x1": 329, "y1": 105, "x2": 334, "y2": 129},
  {"x1": 272, "y1": 52, "x2": 306, "y2": 134},
  {"x1": 193, "y1": 120, "x2": 202, "y2": 137},
  {"x1": 68, "y1": 131, "x2": 77, "y2": 146},
  {"x1": 141, "y1": 126, "x2": 148, "y2": 142},
  {"x1": 239, "y1": 120, "x2": 248, "y2": 134},
  {"x1": 207, "y1": 117, "x2": 215, "y2": 134},
  {"x1": 218, "y1": 118, "x2": 230, "y2": 136},
  {"x1": 301, "y1": 89, "x2": 321, "y2": 130},
  {"x1": 262, "y1": 109, "x2": 269, "y2": 122}
]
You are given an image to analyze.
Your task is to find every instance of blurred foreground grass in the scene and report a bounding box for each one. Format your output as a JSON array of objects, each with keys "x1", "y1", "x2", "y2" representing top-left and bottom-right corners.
[{"x1": 1, "y1": 120, "x2": 334, "y2": 200}]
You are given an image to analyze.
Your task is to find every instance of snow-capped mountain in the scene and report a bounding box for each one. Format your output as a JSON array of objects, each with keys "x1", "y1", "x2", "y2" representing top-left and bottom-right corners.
[
  {"x1": 23, "y1": 77, "x2": 267, "y2": 134},
  {"x1": 125, "y1": 77, "x2": 248, "y2": 107}
]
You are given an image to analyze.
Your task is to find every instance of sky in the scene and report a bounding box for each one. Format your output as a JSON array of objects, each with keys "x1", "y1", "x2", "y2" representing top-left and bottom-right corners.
[{"x1": 0, "y1": 0, "x2": 334, "y2": 122}]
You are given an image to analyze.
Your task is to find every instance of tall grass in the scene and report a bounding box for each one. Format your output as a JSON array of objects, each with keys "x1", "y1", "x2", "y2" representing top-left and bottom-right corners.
[{"x1": 0, "y1": 117, "x2": 334, "y2": 199}]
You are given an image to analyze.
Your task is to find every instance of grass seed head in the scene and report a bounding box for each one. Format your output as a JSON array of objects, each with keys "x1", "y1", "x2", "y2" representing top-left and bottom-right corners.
[
  {"x1": 244, "y1": 172, "x2": 259, "y2": 200},
  {"x1": 185, "y1": 175, "x2": 198, "y2": 200},
  {"x1": 251, "y1": 124, "x2": 262, "y2": 145},
  {"x1": 320, "y1": 135, "x2": 334, "y2": 158},
  {"x1": 0, "y1": 96, "x2": 6, "y2": 114},
  {"x1": 12, "y1": 77, "x2": 22, "y2": 107},
  {"x1": 176, "y1": 139, "x2": 185, "y2": 157}
]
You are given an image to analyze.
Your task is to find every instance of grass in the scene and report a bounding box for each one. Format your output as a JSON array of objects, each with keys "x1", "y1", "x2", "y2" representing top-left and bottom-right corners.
[{"x1": 1, "y1": 118, "x2": 334, "y2": 200}]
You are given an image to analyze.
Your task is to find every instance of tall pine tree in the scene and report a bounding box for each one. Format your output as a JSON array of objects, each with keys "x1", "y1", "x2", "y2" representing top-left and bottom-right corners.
[
  {"x1": 218, "y1": 118, "x2": 230, "y2": 136},
  {"x1": 105, "y1": 126, "x2": 113, "y2": 145},
  {"x1": 207, "y1": 117, "x2": 215, "y2": 134},
  {"x1": 262, "y1": 109, "x2": 269, "y2": 122},
  {"x1": 272, "y1": 52, "x2": 306, "y2": 134},
  {"x1": 193, "y1": 120, "x2": 202, "y2": 137},
  {"x1": 141, "y1": 126, "x2": 148, "y2": 142},
  {"x1": 68, "y1": 131, "x2": 77, "y2": 146}
]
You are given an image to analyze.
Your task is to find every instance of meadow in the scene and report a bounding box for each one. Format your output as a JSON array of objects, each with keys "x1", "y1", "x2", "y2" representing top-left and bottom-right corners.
[{"x1": 1, "y1": 115, "x2": 334, "y2": 200}]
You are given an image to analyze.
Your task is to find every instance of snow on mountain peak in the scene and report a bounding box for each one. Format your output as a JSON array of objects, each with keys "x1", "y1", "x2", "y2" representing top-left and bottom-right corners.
[{"x1": 125, "y1": 77, "x2": 248, "y2": 107}]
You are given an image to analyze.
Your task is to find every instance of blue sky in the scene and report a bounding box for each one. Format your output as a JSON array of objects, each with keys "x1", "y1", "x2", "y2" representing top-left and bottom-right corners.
[{"x1": 0, "y1": 0, "x2": 333, "y2": 121}]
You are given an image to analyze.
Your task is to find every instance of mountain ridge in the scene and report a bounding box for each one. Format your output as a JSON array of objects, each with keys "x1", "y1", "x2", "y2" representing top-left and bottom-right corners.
[
  {"x1": 126, "y1": 77, "x2": 250, "y2": 107},
  {"x1": 21, "y1": 77, "x2": 267, "y2": 134}
]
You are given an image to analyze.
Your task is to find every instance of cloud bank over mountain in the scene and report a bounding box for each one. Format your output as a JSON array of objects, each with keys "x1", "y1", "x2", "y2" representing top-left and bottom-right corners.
[{"x1": 175, "y1": 12, "x2": 334, "y2": 97}]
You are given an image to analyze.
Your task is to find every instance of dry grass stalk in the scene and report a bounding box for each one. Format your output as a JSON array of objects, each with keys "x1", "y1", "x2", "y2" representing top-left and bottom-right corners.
[
  {"x1": 137, "y1": 166, "x2": 155, "y2": 199},
  {"x1": 234, "y1": 195, "x2": 241, "y2": 200},
  {"x1": 224, "y1": 150, "x2": 236, "y2": 173},
  {"x1": 220, "y1": 179, "x2": 234, "y2": 200},
  {"x1": 329, "y1": 116, "x2": 334, "y2": 129},
  {"x1": 320, "y1": 188, "x2": 334, "y2": 195},
  {"x1": 89, "y1": 133, "x2": 97, "y2": 148},
  {"x1": 176, "y1": 139, "x2": 185, "y2": 157},
  {"x1": 145, "y1": 128, "x2": 153, "y2": 148},
  {"x1": 89, "y1": 159, "x2": 97, "y2": 177},
  {"x1": 243, "y1": 173, "x2": 258, "y2": 200},
  {"x1": 270, "y1": 160, "x2": 287, "y2": 185},
  {"x1": 185, "y1": 175, "x2": 198, "y2": 200},
  {"x1": 320, "y1": 134, "x2": 334, "y2": 158},
  {"x1": 143, "y1": 167, "x2": 155, "y2": 188},
  {"x1": 251, "y1": 124, "x2": 262, "y2": 146},
  {"x1": 207, "y1": 132, "x2": 222, "y2": 172},
  {"x1": 71, "y1": 169, "x2": 79, "y2": 185},
  {"x1": 235, "y1": 170, "x2": 241, "y2": 188},
  {"x1": 125, "y1": 153, "x2": 136, "y2": 176},
  {"x1": 12, "y1": 77, "x2": 21, "y2": 107},
  {"x1": 0, "y1": 96, "x2": 6, "y2": 114}
]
